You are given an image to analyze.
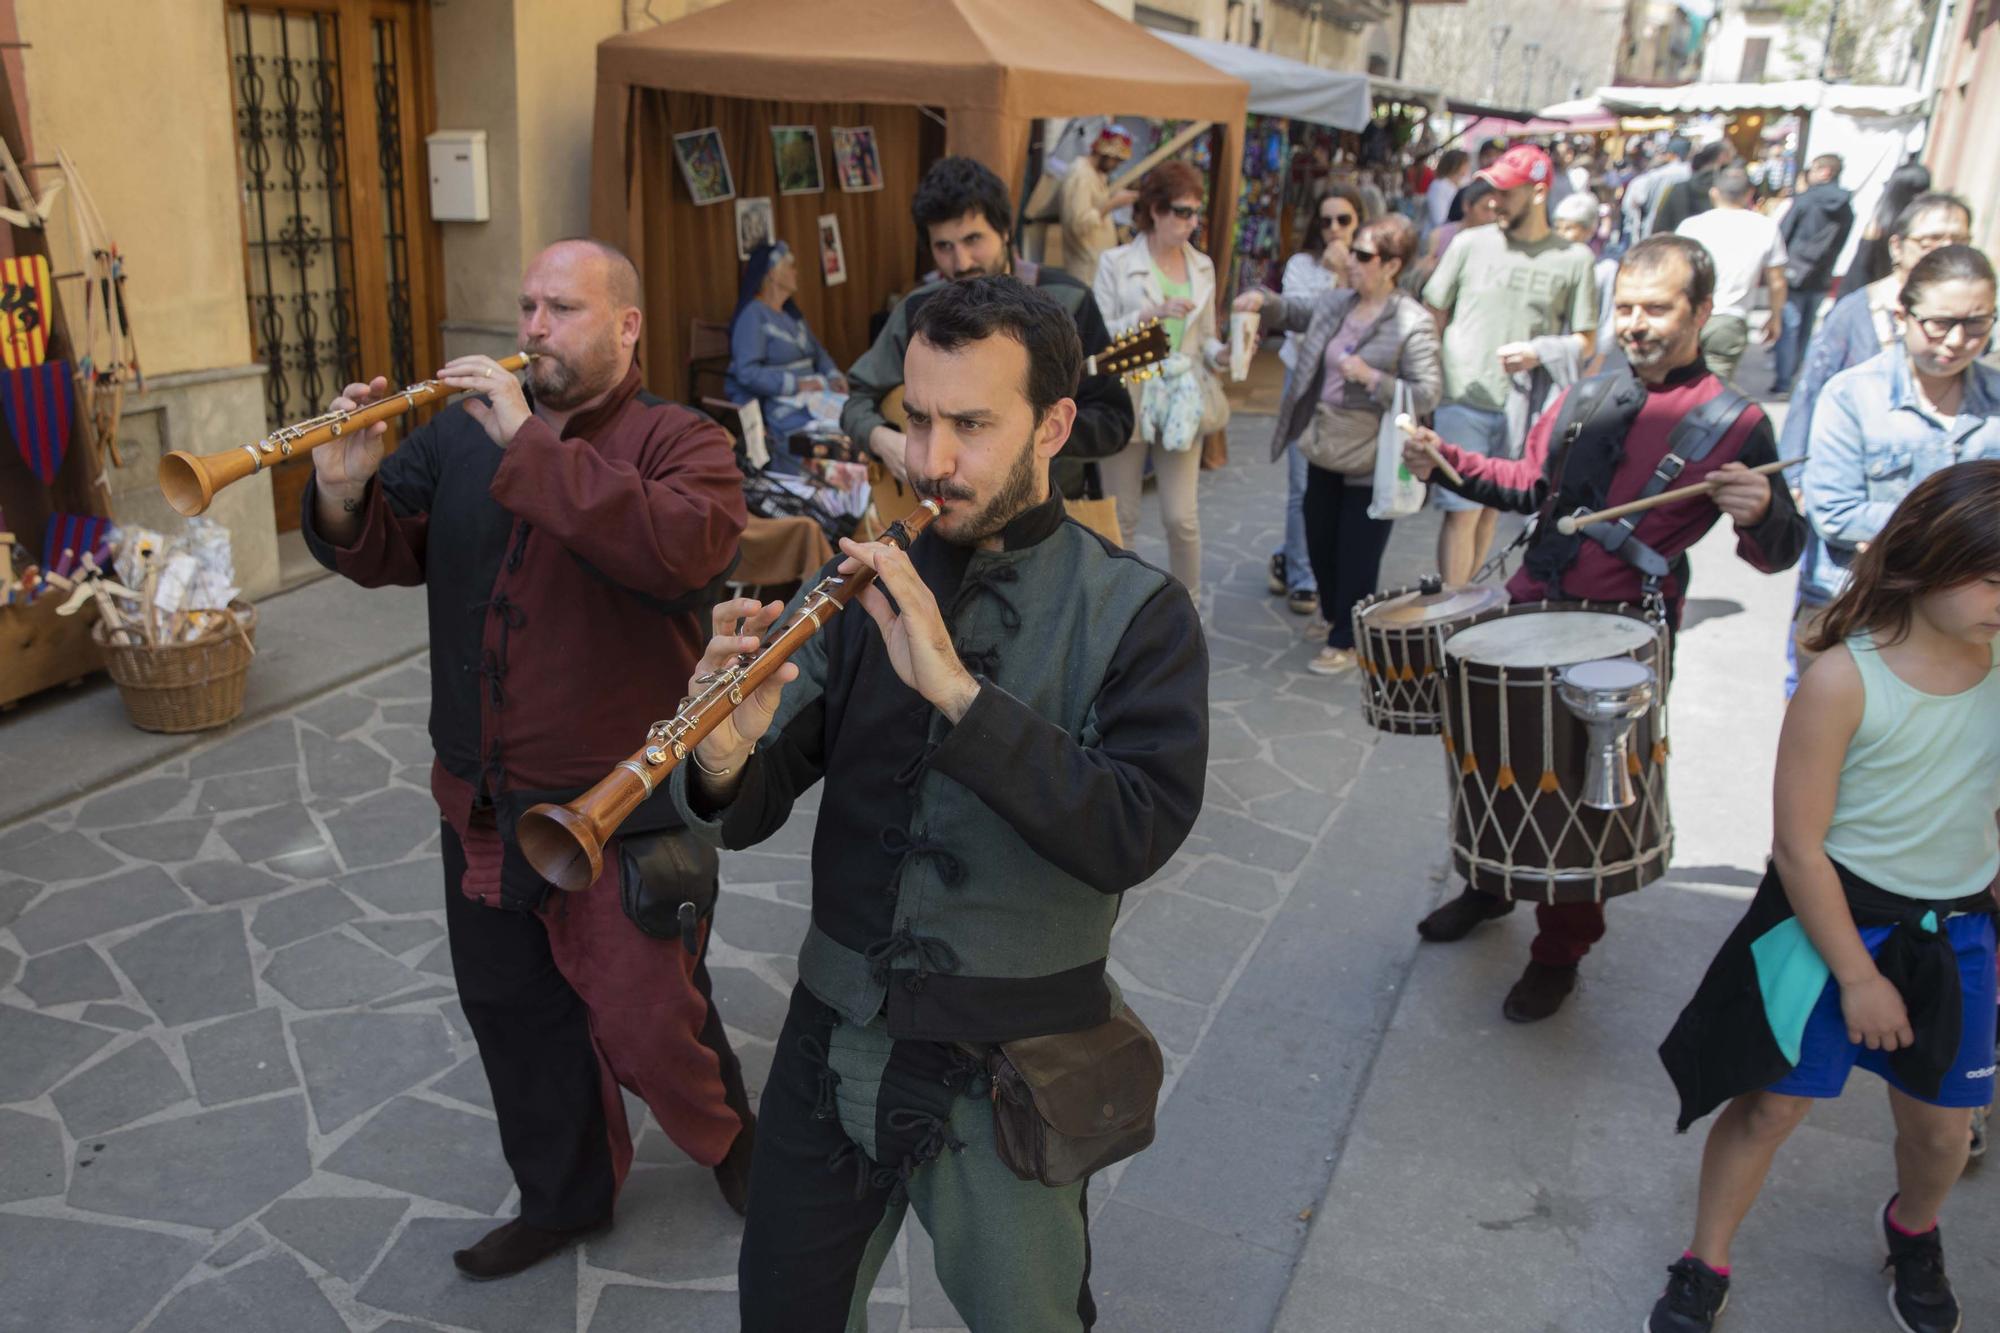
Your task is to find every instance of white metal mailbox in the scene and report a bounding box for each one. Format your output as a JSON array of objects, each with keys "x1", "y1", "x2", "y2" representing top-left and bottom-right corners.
[{"x1": 426, "y1": 130, "x2": 490, "y2": 222}]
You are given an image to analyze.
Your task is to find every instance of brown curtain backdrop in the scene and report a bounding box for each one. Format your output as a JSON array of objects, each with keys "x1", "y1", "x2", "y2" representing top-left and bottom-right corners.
[{"x1": 633, "y1": 90, "x2": 924, "y2": 404}]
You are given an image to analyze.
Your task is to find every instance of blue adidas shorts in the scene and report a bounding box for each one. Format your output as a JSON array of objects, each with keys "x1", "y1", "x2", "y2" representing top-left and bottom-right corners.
[{"x1": 1769, "y1": 912, "x2": 1998, "y2": 1108}]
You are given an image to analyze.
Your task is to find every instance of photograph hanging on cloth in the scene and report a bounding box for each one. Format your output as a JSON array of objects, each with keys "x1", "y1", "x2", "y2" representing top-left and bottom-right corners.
[
  {"x1": 771, "y1": 126, "x2": 825, "y2": 196},
  {"x1": 831, "y1": 126, "x2": 883, "y2": 193},
  {"x1": 735, "y1": 197, "x2": 776, "y2": 263},
  {"x1": 672, "y1": 127, "x2": 735, "y2": 206},
  {"x1": 816, "y1": 214, "x2": 848, "y2": 287}
]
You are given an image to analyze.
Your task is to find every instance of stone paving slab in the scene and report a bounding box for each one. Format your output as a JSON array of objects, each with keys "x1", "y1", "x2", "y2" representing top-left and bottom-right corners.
[{"x1": 0, "y1": 421, "x2": 1529, "y2": 1331}]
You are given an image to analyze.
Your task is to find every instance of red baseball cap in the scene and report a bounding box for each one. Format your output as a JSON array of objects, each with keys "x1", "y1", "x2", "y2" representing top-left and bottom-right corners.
[{"x1": 1477, "y1": 145, "x2": 1553, "y2": 191}]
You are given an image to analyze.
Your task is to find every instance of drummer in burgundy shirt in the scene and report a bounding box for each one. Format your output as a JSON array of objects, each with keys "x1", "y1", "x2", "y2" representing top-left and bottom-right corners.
[{"x1": 1400, "y1": 234, "x2": 1806, "y2": 1022}]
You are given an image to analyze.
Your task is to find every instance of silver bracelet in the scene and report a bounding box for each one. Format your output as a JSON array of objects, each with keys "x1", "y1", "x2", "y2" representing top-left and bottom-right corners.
[{"x1": 690, "y1": 743, "x2": 752, "y2": 780}]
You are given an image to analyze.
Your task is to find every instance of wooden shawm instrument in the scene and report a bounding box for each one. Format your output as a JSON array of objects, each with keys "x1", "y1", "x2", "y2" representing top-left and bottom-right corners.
[
  {"x1": 518, "y1": 496, "x2": 944, "y2": 892},
  {"x1": 1554, "y1": 457, "x2": 1805, "y2": 535},
  {"x1": 158, "y1": 353, "x2": 536, "y2": 516}
]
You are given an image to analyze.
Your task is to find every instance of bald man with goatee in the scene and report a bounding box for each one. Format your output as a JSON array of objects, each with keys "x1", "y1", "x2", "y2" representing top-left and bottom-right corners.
[{"x1": 303, "y1": 238, "x2": 756, "y2": 1281}]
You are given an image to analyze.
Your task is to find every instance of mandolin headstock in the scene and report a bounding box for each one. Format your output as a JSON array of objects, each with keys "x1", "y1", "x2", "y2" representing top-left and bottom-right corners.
[{"x1": 1091, "y1": 319, "x2": 1173, "y2": 382}]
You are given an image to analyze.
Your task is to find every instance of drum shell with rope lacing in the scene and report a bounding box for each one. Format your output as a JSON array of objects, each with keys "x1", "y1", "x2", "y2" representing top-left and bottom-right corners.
[{"x1": 1439, "y1": 602, "x2": 1674, "y2": 904}]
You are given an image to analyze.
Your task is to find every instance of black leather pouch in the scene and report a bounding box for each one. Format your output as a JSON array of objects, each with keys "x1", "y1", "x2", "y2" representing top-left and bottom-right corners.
[{"x1": 617, "y1": 829, "x2": 720, "y2": 953}]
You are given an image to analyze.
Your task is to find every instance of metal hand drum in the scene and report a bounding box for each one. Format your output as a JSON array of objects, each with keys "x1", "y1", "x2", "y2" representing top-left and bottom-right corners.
[
  {"x1": 1352, "y1": 579, "x2": 1508, "y2": 735},
  {"x1": 1557, "y1": 658, "x2": 1657, "y2": 811},
  {"x1": 1440, "y1": 604, "x2": 1672, "y2": 903}
]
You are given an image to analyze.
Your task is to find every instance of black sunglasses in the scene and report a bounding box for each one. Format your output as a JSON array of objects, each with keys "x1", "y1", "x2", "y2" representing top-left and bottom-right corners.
[
  {"x1": 1324, "y1": 211, "x2": 1357, "y2": 226},
  {"x1": 1165, "y1": 203, "x2": 1201, "y2": 219},
  {"x1": 1351, "y1": 247, "x2": 1382, "y2": 264}
]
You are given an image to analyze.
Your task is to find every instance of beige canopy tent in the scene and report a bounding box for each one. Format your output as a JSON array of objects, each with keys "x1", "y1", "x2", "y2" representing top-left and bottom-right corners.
[{"x1": 589, "y1": 0, "x2": 1249, "y2": 399}]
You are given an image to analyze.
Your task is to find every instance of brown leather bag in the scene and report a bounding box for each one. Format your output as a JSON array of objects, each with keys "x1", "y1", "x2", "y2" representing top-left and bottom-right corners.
[{"x1": 982, "y1": 1005, "x2": 1164, "y2": 1187}]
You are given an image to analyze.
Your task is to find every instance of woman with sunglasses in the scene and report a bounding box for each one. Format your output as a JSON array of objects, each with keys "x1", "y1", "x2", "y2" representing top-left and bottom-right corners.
[
  {"x1": 1095, "y1": 161, "x2": 1226, "y2": 596},
  {"x1": 1804, "y1": 245, "x2": 2000, "y2": 665},
  {"x1": 1267, "y1": 184, "x2": 1369, "y2": 617},
  {"x1": 1232, "y1": 215, "x2": 1442, "y2": 675}
]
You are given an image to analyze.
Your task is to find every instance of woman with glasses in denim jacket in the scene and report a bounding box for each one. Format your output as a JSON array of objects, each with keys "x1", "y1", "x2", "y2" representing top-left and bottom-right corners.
[{"x1": 1803, "y1": 245, "x2": 2000, "y2": 680}]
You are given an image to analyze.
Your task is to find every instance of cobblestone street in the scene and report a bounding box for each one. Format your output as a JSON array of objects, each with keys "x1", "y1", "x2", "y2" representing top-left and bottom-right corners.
[
  {"x1": 0, "y1": 416, "x2": 1450, "y2": 1332},
  {"x1": 10, "y1": 377, "x2": 2000, "y2": 1332}
]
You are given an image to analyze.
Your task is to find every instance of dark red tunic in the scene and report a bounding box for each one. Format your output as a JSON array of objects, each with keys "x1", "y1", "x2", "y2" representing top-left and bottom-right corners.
[{"x1": 303, "y1": 365, "x2": 751, "y2": 1172}]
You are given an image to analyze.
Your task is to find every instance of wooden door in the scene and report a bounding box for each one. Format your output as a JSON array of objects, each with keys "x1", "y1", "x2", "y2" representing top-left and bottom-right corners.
[{"x1": 223, "y1": 0, "x2": 440, "y2": 531}]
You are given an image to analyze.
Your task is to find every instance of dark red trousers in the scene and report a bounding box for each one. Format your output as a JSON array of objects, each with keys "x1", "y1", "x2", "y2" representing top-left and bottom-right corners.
[{"x1": 1529, "y1": 900, "x2": 1608, "y2": 967}]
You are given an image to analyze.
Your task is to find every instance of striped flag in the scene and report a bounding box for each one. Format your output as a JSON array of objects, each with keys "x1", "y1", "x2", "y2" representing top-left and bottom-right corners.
[
  {"x1": 40, "y1": 512, "x2": 111, "y2": 578},
  {"x1": 1, "y1": 359, "x2": 74, "y2": 484},
  {"x1": 0, "y1": 255, "x2": 51, "y2": 369}
]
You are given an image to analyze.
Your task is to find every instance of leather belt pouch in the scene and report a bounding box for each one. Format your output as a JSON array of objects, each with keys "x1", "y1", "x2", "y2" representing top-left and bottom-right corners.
[
  {"x1": 617, "y1": 829, "x2": 719, "y2": 954},
  {"x1": 983, "y1": 1004, "x2": 1164, "y2": 1187}
]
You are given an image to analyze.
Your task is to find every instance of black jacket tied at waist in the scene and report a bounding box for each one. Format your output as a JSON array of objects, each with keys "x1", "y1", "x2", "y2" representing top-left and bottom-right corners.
[{"x1": 1660, "y1": 859, "x2": 1993, "y2": 1132}]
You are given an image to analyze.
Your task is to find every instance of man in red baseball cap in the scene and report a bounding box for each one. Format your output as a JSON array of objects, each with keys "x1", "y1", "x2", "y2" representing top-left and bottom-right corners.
[{"x1": 1421, "y1": 141, "x2": 1599, "y2": 586}]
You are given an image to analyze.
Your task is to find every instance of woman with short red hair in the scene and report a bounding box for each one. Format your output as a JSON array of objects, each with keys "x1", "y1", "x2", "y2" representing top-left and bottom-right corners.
[{"x1": 1092, "y1": 160, "x2": 1226, "y2": 597}]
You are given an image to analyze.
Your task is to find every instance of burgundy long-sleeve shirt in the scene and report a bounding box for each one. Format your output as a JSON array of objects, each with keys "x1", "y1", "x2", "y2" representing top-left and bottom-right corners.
[
  {"x1": 302, "y1": 366, "x2": 747, "y2": 902},
  {"x1": 1433, "y1": 360, "x2": 1804, "y2": 614}
]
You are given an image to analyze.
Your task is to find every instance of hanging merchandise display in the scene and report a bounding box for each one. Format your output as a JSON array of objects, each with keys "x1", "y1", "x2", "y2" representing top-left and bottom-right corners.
[
  {"x1": 56, "y1": 147, "x2": 142, "y2": 472},
  {"x1": 1232, "y1": 115, "x2": 1290, "y2": 298},
  {"x1": 1, "y1": 358, "x2": 74, "y2": 485}
]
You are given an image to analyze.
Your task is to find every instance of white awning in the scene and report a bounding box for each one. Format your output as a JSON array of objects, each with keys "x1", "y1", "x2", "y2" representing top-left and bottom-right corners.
[
  {"x1": 1151, "y1": 33, "x2": 1374, "y2": 131},
  {"x1": 1574, "y1": 80, "x2": 1928, "y2": 118}
]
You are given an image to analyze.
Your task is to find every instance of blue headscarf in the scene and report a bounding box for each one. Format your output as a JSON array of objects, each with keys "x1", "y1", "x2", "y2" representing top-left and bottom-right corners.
[{"x1": 732, "y1": 241, "x2": 801, "y2": 335}]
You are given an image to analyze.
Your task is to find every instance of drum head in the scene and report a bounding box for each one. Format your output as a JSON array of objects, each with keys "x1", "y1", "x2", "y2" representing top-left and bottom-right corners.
[
  {"x1": 1362, "y1": 584, "x2": 1507, "y2": 628},
  {"x1": 1444, "y1": 610, "x2": 1656, "y2": 668},
  {"x1": 1560, "y1": 657, "x2": 1654, "y2": 691}
]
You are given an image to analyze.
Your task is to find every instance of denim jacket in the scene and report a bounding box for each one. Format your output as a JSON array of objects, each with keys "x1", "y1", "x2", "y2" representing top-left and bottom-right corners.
[{"x1": 1803, "y1": 347, "x2": 2000, "y2": 595}]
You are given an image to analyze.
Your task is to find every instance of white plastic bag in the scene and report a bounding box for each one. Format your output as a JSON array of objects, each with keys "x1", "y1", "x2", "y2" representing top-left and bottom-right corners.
[{"x1": 1368, "y1": 381, "x2": 1425, "y2": 520}]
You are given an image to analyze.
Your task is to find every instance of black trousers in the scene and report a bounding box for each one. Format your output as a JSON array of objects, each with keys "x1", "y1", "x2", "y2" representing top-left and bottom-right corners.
[
  {"x1": 1303, "y1": 466, "x2": 1395, "y2": 650},
  {"x1": 441, "y1": 823, "x2": 743, "y2": 1230}
]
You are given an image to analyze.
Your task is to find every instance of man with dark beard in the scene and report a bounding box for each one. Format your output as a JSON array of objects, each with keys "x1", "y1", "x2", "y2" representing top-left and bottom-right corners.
[
  {"x1": 303, "y1": 238, "x2": 756, "y2": 1280},
  {"x1": 1399, "y1": 235, "x2": 1806, "y2": 1022},
  {"x1": 673, "y1": 276, "x2": 1209, "y2": 1331}
]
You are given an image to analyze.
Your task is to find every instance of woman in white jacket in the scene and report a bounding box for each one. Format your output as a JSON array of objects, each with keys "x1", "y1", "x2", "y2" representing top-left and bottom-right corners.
[{"x1": 1093, "y1": 160, "x2": 1226, "y2": 596}]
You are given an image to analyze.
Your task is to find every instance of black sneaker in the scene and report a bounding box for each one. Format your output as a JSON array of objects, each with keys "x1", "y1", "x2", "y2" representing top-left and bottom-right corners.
[
  {"x1": 1647, "y1": 1255, "x2": 1729, "y2": 1332},
  {"x1": 1268, "y1": 553, "x2": 1287, "y2": 595},
  {"x1": 1883, "y1": 1198, "x2": 1961, "y2": 1333}
]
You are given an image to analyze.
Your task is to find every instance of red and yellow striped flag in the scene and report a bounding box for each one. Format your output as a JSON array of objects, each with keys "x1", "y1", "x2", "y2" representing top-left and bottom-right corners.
[{"x1": 0, "y1": 255, "x2": 52, "y2": 369}]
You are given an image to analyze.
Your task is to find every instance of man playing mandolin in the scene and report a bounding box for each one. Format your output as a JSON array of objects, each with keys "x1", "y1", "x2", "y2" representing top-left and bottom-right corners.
[
  {"x1": 842, "y1": 155, "x2": 1133, "y2": 504},
  {"x1": 679, "y1": 277, "x2": 1210, "y2": 1331}
]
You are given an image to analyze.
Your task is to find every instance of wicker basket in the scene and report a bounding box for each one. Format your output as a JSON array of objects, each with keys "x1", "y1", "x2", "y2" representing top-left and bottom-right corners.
[{"x1": 92, "y1": 600, "x2": 259, "y2": 733}]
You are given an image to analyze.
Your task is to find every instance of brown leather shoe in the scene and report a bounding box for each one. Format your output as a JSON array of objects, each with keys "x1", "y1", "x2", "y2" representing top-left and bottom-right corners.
[
  {"x1": 451, "y1": 1216, "x2": 608, "y2": 1281},
  {"x1": 1502, "y1": 962, "x2": 1578, "y2": 1023},
  {"x1": 714, "y1": 1111, "x2": 756, "y2": 1217},
  {"x1": 1416, "y1": 888, "x2": 1515, "y2": 943}
]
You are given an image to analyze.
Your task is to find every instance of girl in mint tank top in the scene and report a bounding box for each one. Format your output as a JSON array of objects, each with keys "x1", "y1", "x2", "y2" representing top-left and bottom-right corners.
[{"x1": 1648, "y1": 460, "x2": 2000, "y2": 1333}]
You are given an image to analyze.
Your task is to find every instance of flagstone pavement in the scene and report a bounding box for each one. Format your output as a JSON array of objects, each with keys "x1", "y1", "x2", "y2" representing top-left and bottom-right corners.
[{"x1": 0, "y1": 416, "x2": 1454, "y2": 1332}]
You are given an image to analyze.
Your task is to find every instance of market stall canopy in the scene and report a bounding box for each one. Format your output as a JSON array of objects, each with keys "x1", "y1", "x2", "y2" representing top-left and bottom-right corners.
[
  {"x1": 1369, "y1": 75, "x2": 1444, "y2": 113},
  {"x1": 589, "y1": 0, "x2": 1248, "y2": 402},
  {"x1": 1455, "y1": 113, "x2": 1616, "y2": 141},
  {"x1": 593, "y1": 0, "x2": 1249, "y2": 244},
  {"x1": 1571, "y1": 80, "x2": 1929, "y2": 118},
  {"x1": 1149, "y1": 32, "x2": 1371, "y2": 130}
]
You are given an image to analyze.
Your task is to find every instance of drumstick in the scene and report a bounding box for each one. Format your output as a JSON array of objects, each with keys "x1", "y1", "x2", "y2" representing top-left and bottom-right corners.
[
  {"x1": 1394, "y1": 414, "x2": 1463, "y2": 486},
  {"x1": 1555, "y1": 457, "x2": 1807, "y2": 535}
]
